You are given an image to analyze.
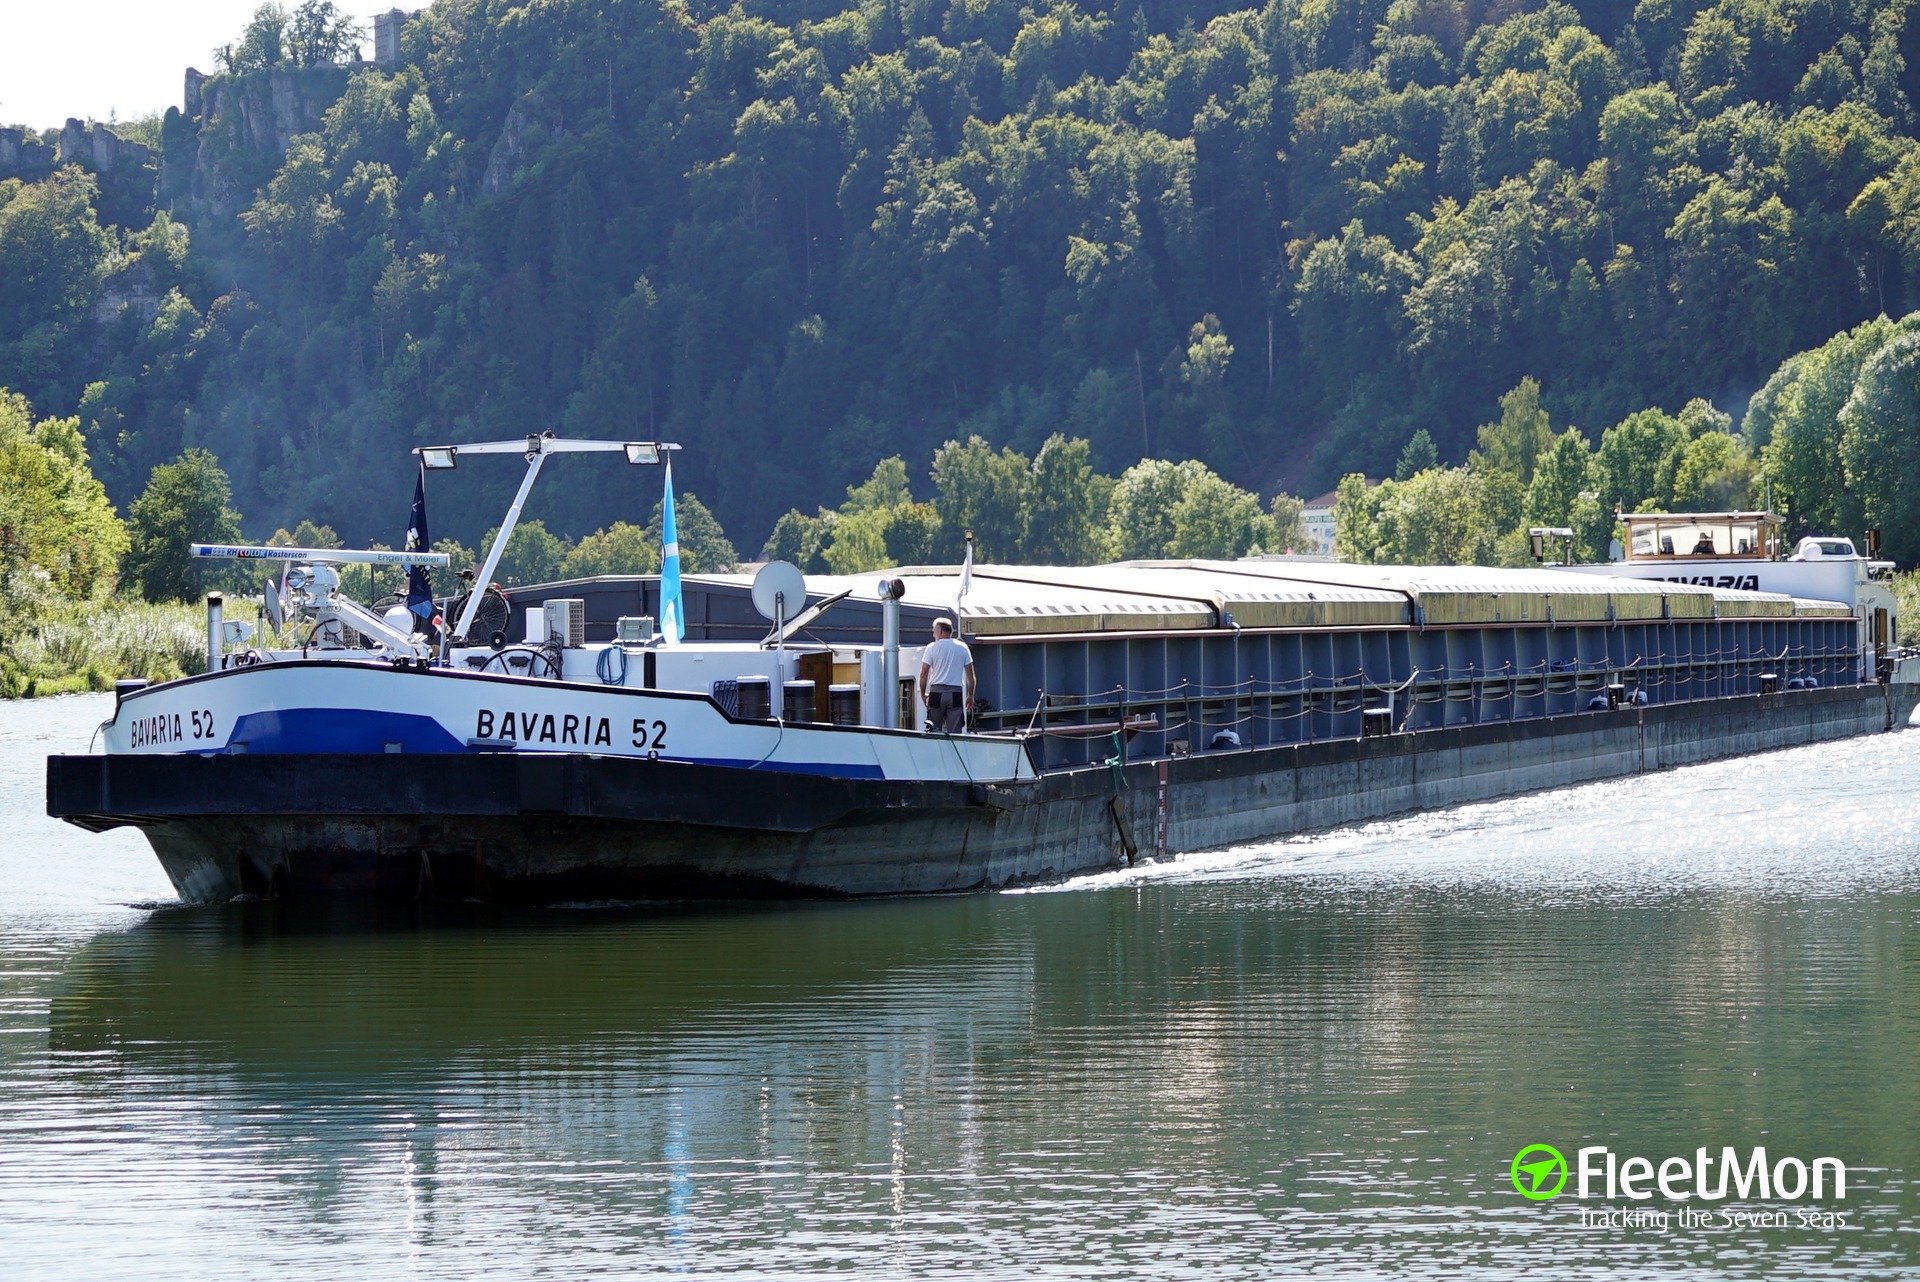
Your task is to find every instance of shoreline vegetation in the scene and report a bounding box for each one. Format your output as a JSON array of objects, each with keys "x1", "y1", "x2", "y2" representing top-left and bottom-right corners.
[
  {"x1": 0, "y1": 595, "x2": 204, "y2": 699},
  {"x1": 3, "y1": 365, "x2": 1915, "y2": 698}
]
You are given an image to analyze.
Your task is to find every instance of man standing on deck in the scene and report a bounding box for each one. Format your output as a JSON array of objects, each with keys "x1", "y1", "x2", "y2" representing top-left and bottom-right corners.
[{"x1": 919, "y1": 617, "x2": 975, "y2": 733}]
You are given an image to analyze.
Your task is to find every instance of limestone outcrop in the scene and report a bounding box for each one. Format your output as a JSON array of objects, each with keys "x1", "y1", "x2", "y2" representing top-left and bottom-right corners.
[
  {"x1": 58, "y1": 119, "x2": 153, "y2": 175},
  {"x1": 0, "y1": 126, "x2": 57, "y2": 182},
  {"x1": 1, "y1": 120, "x2": 155, "y2": 227},
  {"x1": 90, "y1": 257, "x2": 165, "y2": 330},
  {"x1": 482, "y1": 91, "x2": 567, "y2": 196},
  {"x1": 178, "y1": 64, "x2": 352, "y2": 218}
]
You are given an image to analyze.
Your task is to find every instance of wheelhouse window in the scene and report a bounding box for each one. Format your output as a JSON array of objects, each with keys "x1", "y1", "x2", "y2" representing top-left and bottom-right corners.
[{"x1": 1622, "y1": 513, "x2": 1782, "y2": 561}]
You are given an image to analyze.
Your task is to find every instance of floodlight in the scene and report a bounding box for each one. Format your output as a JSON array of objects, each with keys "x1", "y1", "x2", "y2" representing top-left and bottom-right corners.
[
  {"x1": 624, "y1": 442, "x2": 662, "y2": 465},
  {"x1": 419, "y1": 446, "x2": 458, "y2": 470}
]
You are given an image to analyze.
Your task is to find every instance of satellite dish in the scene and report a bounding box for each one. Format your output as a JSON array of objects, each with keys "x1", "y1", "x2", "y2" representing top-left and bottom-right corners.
[{"x1": 752, "y1": 561, "x2": 807, "y2": 623}]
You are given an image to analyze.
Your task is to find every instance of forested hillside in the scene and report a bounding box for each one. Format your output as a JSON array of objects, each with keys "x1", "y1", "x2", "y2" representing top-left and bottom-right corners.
[{"x1": 4, "y1": 0, "x2": 1920, "y2": 559}]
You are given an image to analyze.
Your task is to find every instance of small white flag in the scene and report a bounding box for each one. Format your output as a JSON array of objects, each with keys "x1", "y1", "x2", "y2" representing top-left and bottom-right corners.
[{"x1": 956, "y1": 534, "x2": 973, "y2": 624}]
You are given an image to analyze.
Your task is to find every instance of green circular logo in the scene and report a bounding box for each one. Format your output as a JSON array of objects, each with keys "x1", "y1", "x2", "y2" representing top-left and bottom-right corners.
[{"x1": 1511, "y1": 1144, "x2": 1570, "y2": 1200}]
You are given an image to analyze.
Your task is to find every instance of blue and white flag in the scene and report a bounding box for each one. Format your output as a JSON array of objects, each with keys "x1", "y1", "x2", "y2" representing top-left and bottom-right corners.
[
  {"x1": 660, "y1": 458, "x2": 684, "y2": 644},
  {"x1": 404, "y1": 464, "x2": 434, "y2": 626}
]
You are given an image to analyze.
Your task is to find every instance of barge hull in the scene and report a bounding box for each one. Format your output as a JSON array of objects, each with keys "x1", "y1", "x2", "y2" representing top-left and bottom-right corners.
[{"x1": 49, "y1": 683, "x2": 1914, "y2": 902}]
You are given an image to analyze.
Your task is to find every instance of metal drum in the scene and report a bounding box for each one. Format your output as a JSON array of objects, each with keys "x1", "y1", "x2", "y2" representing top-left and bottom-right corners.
[
  {"x1": 736, "y1": 676, "x2": 772, "y2": 720},
  {"x1": 828, "y1": 684, "x2": 861, "y2": 726},
  {"x1": 783, "y1": 680, "x2": 816, "y2": 723}
]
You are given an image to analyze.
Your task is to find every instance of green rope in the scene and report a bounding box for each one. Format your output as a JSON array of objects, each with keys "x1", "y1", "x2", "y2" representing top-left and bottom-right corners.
[{"x1": 1104, "y1": 730, "x2": 1128, "y2": 793}]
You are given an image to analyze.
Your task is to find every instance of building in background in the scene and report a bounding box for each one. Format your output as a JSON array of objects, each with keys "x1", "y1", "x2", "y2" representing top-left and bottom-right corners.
[
  {"x1": 1299, "y1": 479, "x2": 1380, "y2": 557},
  {"x1": 374, "y1": 9, "x2": 418, "y2": 70}
]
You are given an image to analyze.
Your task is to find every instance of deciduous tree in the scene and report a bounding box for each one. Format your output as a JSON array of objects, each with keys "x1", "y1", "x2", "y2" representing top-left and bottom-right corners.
[{"x1": 125, "y1": 449, "x2": 243, "y2": 603}]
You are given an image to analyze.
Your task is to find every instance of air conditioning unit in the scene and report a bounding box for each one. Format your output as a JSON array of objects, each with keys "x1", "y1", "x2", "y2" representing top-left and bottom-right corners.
[{"x1": 544, "y1": 598, "x2": 585, "y2": 648}]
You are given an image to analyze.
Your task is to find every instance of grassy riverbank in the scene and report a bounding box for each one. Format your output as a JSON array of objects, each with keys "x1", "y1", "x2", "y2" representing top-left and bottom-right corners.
[{"x1": 0, "y1": 594, "x2": 204, "y2": 698}]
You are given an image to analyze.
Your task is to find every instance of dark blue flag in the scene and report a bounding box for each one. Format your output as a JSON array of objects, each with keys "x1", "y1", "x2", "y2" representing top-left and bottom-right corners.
[{"x1": 405, "y1": 465, "x2": 433, "y2": 623}]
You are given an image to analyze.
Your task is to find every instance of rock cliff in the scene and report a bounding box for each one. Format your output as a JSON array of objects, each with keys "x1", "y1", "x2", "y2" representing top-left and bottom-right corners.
[
  {"x1": 481, "y1": 91, "x2": 568, "y2": 196},
  {"x1": 176, "y1": 64, "x2": 351, "y2": 218},
  {"x1": 90, "y1": 256, "x2": 165, "y2": 330},
  {"x1": 1, "y1": 120, "x2": 154, "y2": 227},
  {"x1": 0, "y1": 127, "x2": 57, "y2": 183},
  {"x1": 57, "y1": 119, "x2": 153, "y2": 175}
]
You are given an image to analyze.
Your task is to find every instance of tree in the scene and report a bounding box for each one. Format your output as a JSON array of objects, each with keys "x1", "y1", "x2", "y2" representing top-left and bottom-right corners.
[
  {"x1": 1180, "y1": 314, "x2": 1234, "y2": 396},
  {"x1": 1751, "y1": 316, "x2": 1901, "y2": 537},
  {"x1": 931, "y1": 436, "x2": 1029, "y2": 561},
  {"x1": 645, "y1": 493, "x2": 737, "y2": 573},
  {"x1": 124, "y1": 449, "x2": 243, "y2": 603},
  {"x1": 0, "y1": 390, "x2": 127, "y2": 598},
  {"x1": 1839, "y1": 329, "x2": 1920, "y2": 562},
  {"x1": 1521, "y1": 428, "x2": 1614, "y2": 561},
  {"x1": 762, "y1": 508, "x2": 835, "y2": 573},
  {"x1": 1674, "y1": 398, "x2": 1732, "y2": 440},
  {"x1": 285, "y1": 0, "x2": 365, "y2": 68},
  {"x1": 1472, "y1": 379, "x2": 1554, "y2": 488},
  {"x1": 478, "y1": 519, "x2": 568, "y2": 587},
  {"x1": 1169, "y1": 472, "x2": 1271, "y2": 559},
  {"x1": 0, "y1": 169, "x2": 111, "y2": 359},
  {"x1": 1270, "y1": 492, "x2": 1309, "y2": 552},
  {"x1": 878, "y1": 502, "x2": 940, "y2": 566},
  {"x1": 216, "y1": 3, "x2": 290, "y2": 74},
  {"x1": 1373, "y1": 466, "x2": 1502, "y2": 566},
  {"x1": 1106, "y1": 458, "x2": 1210, "y2": 560},
  {"x1": 821, "y1": 507, "x2": 892, "y2": 573},
  {"x1": 1024, "y1": 435, "x2": 1104, "y2": 564},
  {"x1": 1333, "y1": 472, "x2": 1387, "y2": 564},
  {"x1": 842, "y1": 457, "x2": 913, "y2": 514},
  {"x1": 216, "y1": 1, "x2": 362, "y2": 73},
  {"x1": 267, "y1": 520, "x2": 342, "y2": 548},
  {"x1": 432, "y1": 537, "x2": 474, "y2": 576},
  {"x1": 1396, "y1": 428, "x2": 1438, "y2": 480},
  {"x1": 1677, "y1": 10, "x2": 1749, "y2": 113},
  {"x1": 774, "y1": 455, "x2": 938, "y2": 574},
  {"x1": 561, "y1": 522, "x2": 659, "y2": 578},
  {"x1": 820, "y1": 482, "x2": 941, "y2": 572},
  {"x1": 30, "y1": 0, "x2": 1920, "y2": 565},
  {"x1": 1595, "y1": 409, "x2": 1684, "y2": 513},
  {"x1": 1669, "y1": 433, "x2": 1754, "y2": 510}
]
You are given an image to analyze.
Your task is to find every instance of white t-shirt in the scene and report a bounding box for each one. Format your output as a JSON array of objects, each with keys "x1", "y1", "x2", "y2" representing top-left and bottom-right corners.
[{"x1": 922, "y1": 636, "x2": 973, "y2": 688}]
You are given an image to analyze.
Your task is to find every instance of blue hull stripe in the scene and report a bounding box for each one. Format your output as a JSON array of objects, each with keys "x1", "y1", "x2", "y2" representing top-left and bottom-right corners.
[
  {"x1": 224, "y1": 709, "x2": 889, "y2": 777},
  {"x1": 228, "y1": 709, "x2": 467, "y2": 754}
]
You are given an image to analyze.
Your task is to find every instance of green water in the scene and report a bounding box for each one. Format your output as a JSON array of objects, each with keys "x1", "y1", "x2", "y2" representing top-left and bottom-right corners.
[{"x1": 3, "y1": 694, "x2": 1918, "y2": 1278}]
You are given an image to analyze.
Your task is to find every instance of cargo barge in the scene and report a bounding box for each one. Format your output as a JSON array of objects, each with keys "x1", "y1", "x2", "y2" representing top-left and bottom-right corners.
[{"x1": 46, "y1": 435, "x2": 1920, "y2": 901}]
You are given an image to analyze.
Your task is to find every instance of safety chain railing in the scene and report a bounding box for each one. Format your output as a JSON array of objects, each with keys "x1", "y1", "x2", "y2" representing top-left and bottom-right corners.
[{"x1": 983, "y1": 638, "x2": 1865, "y2": 760}]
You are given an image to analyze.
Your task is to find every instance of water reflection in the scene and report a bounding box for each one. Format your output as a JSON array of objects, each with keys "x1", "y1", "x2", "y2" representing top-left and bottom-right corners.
[
  {"x1": 5, "y1": 700, "x2": 1920, "y2": 1275},
  {"x1": 16, "y1": 877, "x2": 1920, "y2": 1276}
]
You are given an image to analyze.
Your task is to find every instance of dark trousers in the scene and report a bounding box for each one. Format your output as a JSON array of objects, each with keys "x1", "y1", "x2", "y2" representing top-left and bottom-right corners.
[{"x1": 927, "y1": 685, "x2": 966, "y2": 733}]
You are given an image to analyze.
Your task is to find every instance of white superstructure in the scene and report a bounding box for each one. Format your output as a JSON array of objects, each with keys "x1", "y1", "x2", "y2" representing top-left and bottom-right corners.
[
  {"x1": 1557, "y1": 512, "x2": 1898, "y2": 682},
  {"x1": 107, "y1": 433, "x2": 1039, "y2": 785}
]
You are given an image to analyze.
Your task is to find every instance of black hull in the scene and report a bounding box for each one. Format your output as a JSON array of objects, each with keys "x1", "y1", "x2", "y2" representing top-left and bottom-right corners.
[{"x1": 49, "y1": 682, "x2": 1916, "y2": 903}]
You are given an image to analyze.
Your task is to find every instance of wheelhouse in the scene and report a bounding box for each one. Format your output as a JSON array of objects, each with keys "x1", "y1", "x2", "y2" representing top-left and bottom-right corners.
[{"x1": 1622, "y1": 512, "x2": 1784, "y2": 561}]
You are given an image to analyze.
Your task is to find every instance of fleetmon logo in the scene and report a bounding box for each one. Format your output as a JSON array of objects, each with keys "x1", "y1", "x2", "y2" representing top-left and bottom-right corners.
[{"x1": 1512, "y1": 1144, "x2": 1570, "y2": 1200}]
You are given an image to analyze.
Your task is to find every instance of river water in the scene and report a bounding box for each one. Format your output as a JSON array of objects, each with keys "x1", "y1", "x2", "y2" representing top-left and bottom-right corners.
[{"x1": 2, "y1": 694, "x2": 1917, "y2": 1279}]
